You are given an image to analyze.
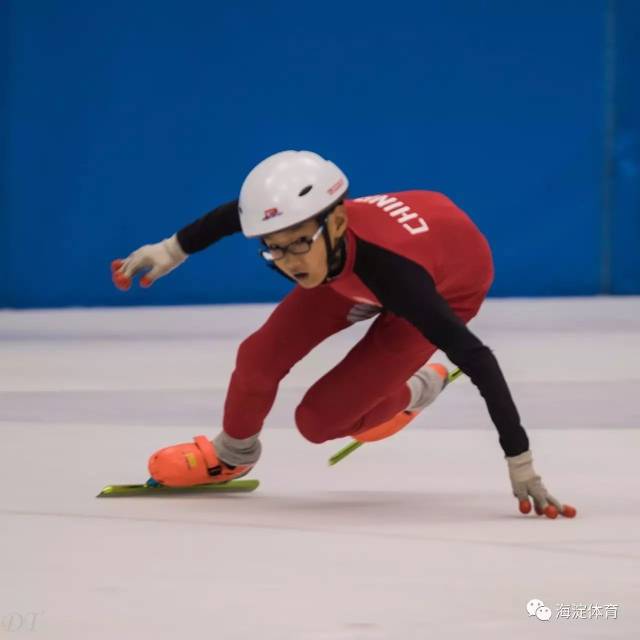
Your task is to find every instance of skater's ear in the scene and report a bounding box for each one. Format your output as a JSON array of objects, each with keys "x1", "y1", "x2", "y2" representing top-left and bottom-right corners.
[{"x1": 329, "y1": 204, "x2": 348, "y2": 239}]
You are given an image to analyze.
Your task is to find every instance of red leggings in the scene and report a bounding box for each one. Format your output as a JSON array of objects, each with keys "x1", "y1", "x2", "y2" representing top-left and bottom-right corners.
[{"x1": 223, "y1": 281, "x2": 489, "y2": 443}]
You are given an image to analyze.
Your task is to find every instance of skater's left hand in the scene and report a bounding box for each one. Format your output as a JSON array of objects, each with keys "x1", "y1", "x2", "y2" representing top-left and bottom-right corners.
[{"x1": 506, "y1": 450, "x2": 576, "y2": 519}]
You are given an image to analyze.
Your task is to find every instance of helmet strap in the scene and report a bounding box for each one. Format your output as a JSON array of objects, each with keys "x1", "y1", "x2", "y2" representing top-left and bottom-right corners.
[{"x1": 319, "y1": 212, "x2": 346, "y2": 283}]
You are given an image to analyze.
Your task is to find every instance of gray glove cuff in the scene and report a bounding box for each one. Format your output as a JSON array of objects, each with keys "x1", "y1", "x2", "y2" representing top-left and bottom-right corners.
[{"x1": 506, "y1": 449, "x2": 533, "y2": 470}]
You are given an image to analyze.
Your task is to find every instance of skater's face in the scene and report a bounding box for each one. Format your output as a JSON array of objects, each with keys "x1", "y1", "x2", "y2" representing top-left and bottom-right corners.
[{"x1": 262, "y1": 205, "x2": 348, "y2": 288}]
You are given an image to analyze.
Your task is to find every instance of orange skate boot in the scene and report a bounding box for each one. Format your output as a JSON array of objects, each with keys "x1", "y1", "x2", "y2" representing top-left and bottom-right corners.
[{"x1": 148, "y1": 435, "x2": 255, "y2": 488}]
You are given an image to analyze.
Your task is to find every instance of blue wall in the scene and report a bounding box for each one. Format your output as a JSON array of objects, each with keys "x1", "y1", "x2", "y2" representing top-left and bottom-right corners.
[
  {"x1": 612, "y1": 0, "x2": 640, "y2": 293},
  {"x1": 2, "y1": 0, "x2": 638, "y2": 308}
]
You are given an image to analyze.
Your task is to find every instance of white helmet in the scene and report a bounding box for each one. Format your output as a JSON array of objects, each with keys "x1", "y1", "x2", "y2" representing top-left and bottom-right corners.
[{"x1": 238, "y1": 150, "x2": 349, "y2": 238}]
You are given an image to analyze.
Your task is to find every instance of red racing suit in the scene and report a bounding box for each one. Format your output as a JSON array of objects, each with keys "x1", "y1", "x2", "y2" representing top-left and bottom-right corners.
[{"x1": 177, "y1": 191, "x2": 528, "y2": 456}]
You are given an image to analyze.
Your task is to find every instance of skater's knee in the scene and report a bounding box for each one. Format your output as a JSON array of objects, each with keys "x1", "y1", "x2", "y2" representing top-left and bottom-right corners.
[{"x1": 295, "y1": 402, "x2": 330, "y2": 444}]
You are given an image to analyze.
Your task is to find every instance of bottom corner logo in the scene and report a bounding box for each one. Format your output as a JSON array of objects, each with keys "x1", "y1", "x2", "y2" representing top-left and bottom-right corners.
[{"x1": 527, "y1": 599, "x2": 552, "y2": 621}]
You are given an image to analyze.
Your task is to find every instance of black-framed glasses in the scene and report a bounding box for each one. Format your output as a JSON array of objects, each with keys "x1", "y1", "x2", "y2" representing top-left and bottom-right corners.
[{"x1": 259, "y1": 224, "x2": 325, "y2": 262}]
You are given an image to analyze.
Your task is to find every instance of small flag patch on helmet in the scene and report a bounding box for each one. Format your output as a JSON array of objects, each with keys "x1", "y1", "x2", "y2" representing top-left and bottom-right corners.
[
  {"x1": 327, "y1": 178, "x2": 344, "y2": 195},
  {"x1": 262, "y1": 207, "x2": 283, "y2": 221}
]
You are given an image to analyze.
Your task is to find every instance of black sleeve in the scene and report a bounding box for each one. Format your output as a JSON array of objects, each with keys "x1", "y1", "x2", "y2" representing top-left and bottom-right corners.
[
  {"x1": 176, "y1": 199, "x2": 242, "y2": 254},
  {"x1": 353, "y1": 238, "x2": 529, "y2": 457}
]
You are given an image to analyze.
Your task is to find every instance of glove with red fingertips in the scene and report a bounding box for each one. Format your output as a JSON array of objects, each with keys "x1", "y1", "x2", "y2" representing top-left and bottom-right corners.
[
  {"x1": 111, "y1": 234, "x2": 188, "y2": 290},
  {"x1": 111, "y1": 259, "x2": 132, "y2": 290},
  {"x1": 506, "y1": 450, "x2": 577, "y2": 519}
]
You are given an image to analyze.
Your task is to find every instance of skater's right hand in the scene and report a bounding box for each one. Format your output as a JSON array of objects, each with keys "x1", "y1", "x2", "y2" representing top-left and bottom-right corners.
[{"x1": 111, "y1": 234, "x2": 188, "y2": 290}]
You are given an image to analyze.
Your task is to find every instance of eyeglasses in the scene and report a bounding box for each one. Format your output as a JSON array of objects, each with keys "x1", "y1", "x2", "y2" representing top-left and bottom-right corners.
[{"x1": 260, "y1": 224, "x2": 325, "y2": 262}]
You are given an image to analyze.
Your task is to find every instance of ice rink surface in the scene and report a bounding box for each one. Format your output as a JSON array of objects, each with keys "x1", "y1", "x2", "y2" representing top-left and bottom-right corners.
[{"x1": 1, "y1": 297, "x2": 639, "y2": 639}]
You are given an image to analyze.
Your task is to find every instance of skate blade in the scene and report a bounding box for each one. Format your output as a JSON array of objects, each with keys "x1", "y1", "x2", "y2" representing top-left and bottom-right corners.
[{"x1": 96, "y1": 478, "x2": 259, "y2": 497}]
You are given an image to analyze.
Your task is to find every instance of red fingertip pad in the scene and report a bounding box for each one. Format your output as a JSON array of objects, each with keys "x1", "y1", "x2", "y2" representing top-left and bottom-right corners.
[
  {"x1": 111, "y1": 260, "x2": 123, "y2": 271},
  {"x1": 544, "y1": 505, "x2": 558, "y2": 519},
  {"x1": 561, "y1": 505, "x2": 577, "y2": 518},
  {"x1": 534, "y1": 504, "x2": 544, "y2": 516},
  {"x1": 140, "y1": 277, "x2": 151, "y2": 288},
  {"x1": 519, "y1": 499, "x2": 532, "y2": 514},
  {"x1": 113, "y1": 274, "x2": 131, "y2": 290}
]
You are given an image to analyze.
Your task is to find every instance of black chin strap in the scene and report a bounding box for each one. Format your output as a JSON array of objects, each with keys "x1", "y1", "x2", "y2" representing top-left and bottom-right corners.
[{"x1": 323, "y1": 232, "x2": 346, "y2": 283}]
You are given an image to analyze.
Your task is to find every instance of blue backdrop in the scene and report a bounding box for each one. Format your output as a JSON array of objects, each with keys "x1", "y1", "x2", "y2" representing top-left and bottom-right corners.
[{"x1": 2, "y1": 0, "x2": 639, "y2": 308}]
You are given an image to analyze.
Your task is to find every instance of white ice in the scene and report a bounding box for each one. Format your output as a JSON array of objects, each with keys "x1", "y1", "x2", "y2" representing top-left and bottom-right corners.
[{"x1": 1, "y1": 298, "x2": 639, "y2": 639}]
